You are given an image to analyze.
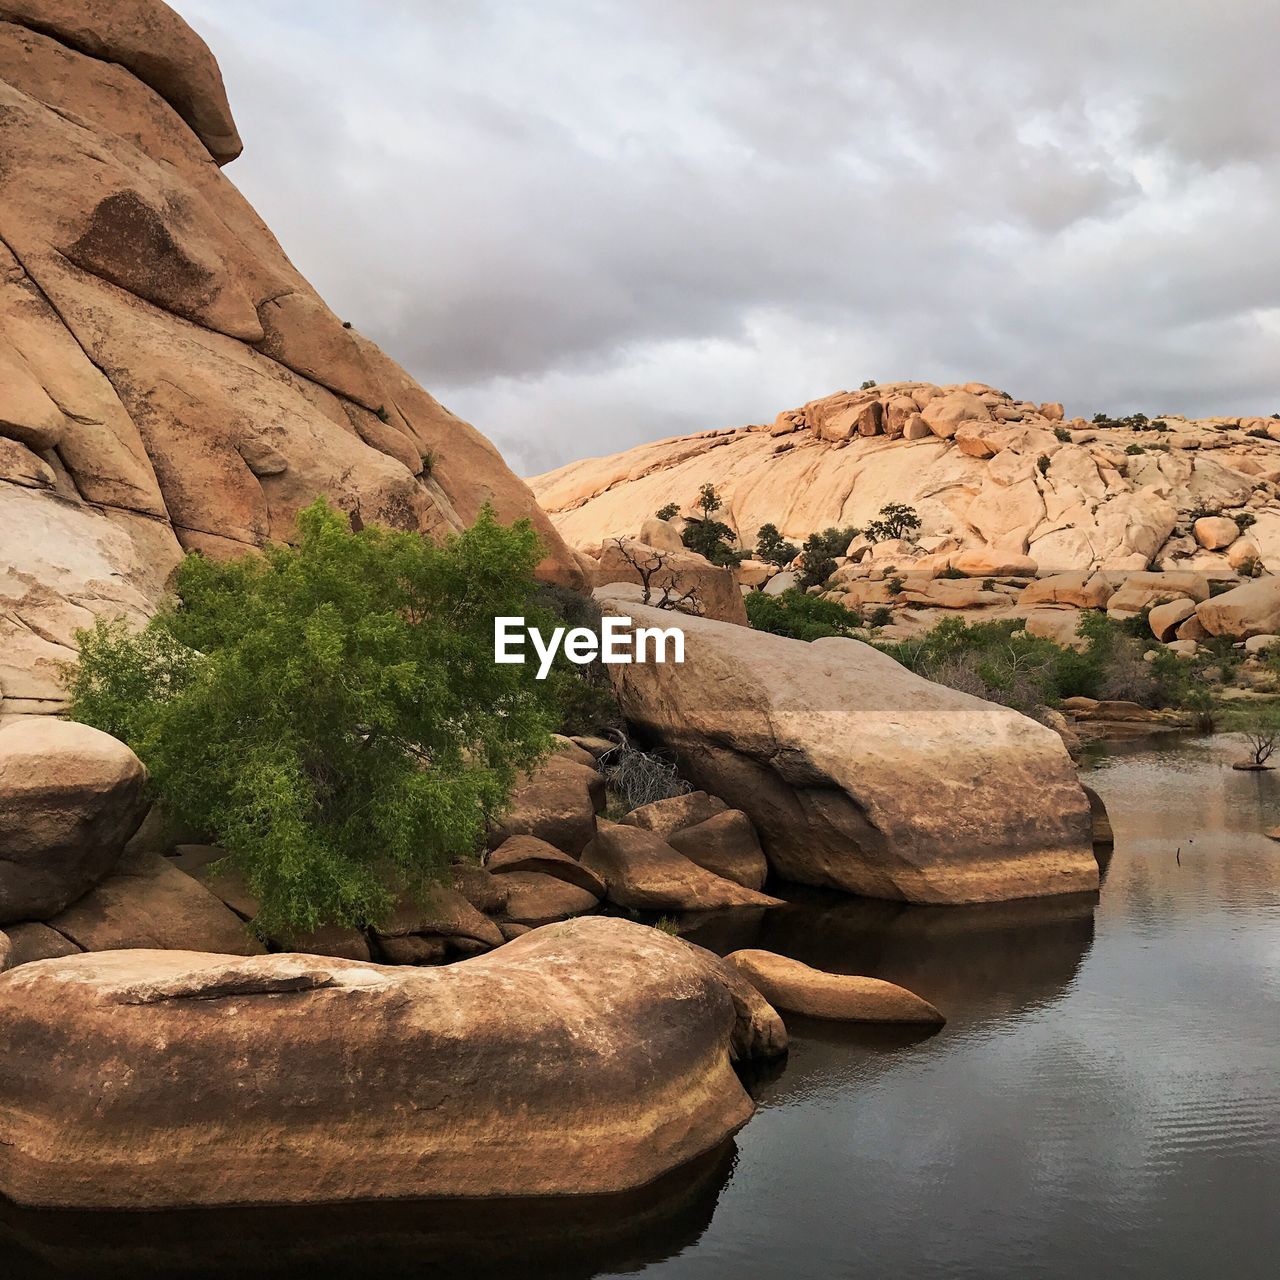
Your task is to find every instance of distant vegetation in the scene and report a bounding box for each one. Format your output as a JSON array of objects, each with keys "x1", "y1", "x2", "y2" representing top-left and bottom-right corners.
[{"x1": 745, "y1": 589, "x2": 865, "y2": 640}]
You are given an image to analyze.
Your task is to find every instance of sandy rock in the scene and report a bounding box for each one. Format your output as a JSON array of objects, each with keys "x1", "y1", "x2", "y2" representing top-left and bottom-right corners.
[
  {"x1": 1149, "y1": 597, "x2": 1198, "y2": 641},
  {"x1": 1024, "y1": 609, "x2": 1087, "y2": 650},
  {"x1": 1165, "y1": 639, "x2": 1198, "y2": 657},
  {"x1": 763, "y1": 570, "x2": 798, "y2": 595},
  {"x1": 952, "y1": 549, "x2": 1038, "y2": 578},
  {"x1": 487, "y1": 834, "x2": 607, "y2": 896},
  {"x1": 45, "y1": 849, "x2": 261, "y2": 955},
  {"x1": 1040, "y1": 402, "x2": 1065, "y2": 421},
  {"x1": 1107, "y1": 571, "x2": 1208, "y2": 617},
  {"x1": 667, "y1": 810, "x2": 769, "y2": 890},
  {"x1": 1229, "y1": 539, "x2": 1262, "y2": 571},
  {"x1": 736, "y1": 558, "x2": 774, "y2": 588},
  {"x1": 0, "y1": 920, "x2": 80, "y2": 969},
  {"x1": 599, "y1": 600, "x2": 1096, "y2": 904},
  {"x1": 1193, "y1": 516, "x2": 1240, "y2": 550},
  {"x1": 581, "y1": 820, "x2": 782, "y2": 911},
  {"x1": 0, "y1": 719, "x2": 147, "y2": 924},
  {"x1": 623, "y1": 791, "x2": 731, "y2": 839},
  {"x1": 0, "y1": 436, "x2": 56, "y2": 488},
  {"x1": 1082, "y1": 785, "x2": 1113, "y2": 845},
  {"x1": 0, "y1": 918, "x2": 764, "y2": 1208},
  {"x1": 1020, "y1": 571, "x2": 1113, "y2": 610},
  {"x1": 594, "y1": 541, "x2": 748, "y2": 625},
  {"x1": 921, "y1": 391, "x2": 991, "y2": 439},
  {"x1": 371, "y1": 885, "x2": 506, "y2": 960},
  {"x1": 726, "y1": 950, "x2": 944, "y2": 1024},
  {"x1": 495, "y1": 871, "x2": 601, "y2": 927},
  {"x1": 1243, "y1": 634, "x2": 1279, "y2": 654},
  {"x1": 638, "y1": 516, "x2": 685, "y2": 553},
  {"x1": 1195, "y1": 578, "x2": 1280, "y2": 639},
  {"x1": 488, "y1": 754, "x2": 603, "y2": 855}
]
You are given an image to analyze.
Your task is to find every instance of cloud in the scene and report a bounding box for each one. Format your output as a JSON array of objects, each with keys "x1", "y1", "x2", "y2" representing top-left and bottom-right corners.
[{"x1": 173, "y1": 0, "x2": 1280, "y2": 475}]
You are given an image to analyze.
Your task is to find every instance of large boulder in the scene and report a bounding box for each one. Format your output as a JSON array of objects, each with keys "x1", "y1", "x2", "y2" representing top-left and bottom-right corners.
[
  {"x1": 581, "y1": 820, "x2": 783, "y2": 912},
  {"x1": 44, "y1": 849, "x2": 261, "y2": 955},
  {"x1": 0, "y1": 718, "x2": 147, "y2": 923},
  {"x1": 622, "y1": 791, "x2": 728, "y2": 839},
  {"x1": 486, "y1": 834, "x2": 607, "y2": 896},
  {"x1": 0, "y1": 918, "x2": 764, "y2": 1208},
  {"x1": 487, "y1": 754, "x2": 603, "y2": 856},
  {"x1": 1195, "y1": 578, "x2": 1280, "y2": 639},
  {"x1": 598, "y1": 599, "x2": 1097, "y2": 904},
  {"x1": 726, "y1": 949, "x2": 944, "y2": 1024},
  {"x1": 0, "y1": 2, "x2": 581, "y2": 720},
  {"x1": 668, "y1": 810, "x2": 769, "y2": 891}
]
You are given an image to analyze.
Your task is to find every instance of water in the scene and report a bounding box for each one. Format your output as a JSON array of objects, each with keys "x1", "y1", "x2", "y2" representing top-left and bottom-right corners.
[{"x1": 3, "y1": 734, "x2": 1278, "y2": 1279}]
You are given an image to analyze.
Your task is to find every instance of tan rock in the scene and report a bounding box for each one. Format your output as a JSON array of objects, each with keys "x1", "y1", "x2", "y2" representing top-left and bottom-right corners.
[
  {"x1": 1193, "y1": 516, "x2": 1240, "y2": 550},
  {"x1": 952, "y1": 549, "x2": 1038, "y2": 578},
  {"x1": 1148, "y1": 598, "x2": 1197, "y2": 641},
  {"x1": 1024, "y1": 609, "x2": 1087, "y2": 650},
  {"x1": 902, "y1": 413, "x2": 931, "y2": 440},
  {"x1": 486, "y1": 834, "x2": 607, "y2": 896},
  {"x1": 581, "y1": 820, "x2": 783, "y2": 911},
  {"x1": 1195, "y1": 578, "x2": 1280, "y2": 639},
  {"x1": 1107, "y1": 571, "x2": 1208, "y2": 616},
  {"x1": 46, "y1": 849, "x2": 261, "y2": 955},
  {"x1": 1165, "y1": 639, "x2": 1198, "y2": 657},
  {"x1": 1243, "y1": 634, "x2": 1279, "y2": 653},
  {"x1": 495, "y1": 871, "x2": 601, "y2": 927},
  {"x1": 667, "y1": 810, "x2": 769, "y2": 890},
  {"x1": 1040, "y1": 402, "x2": 1065, "y2": 421},
  {"x1": 488, "y1": 754, "x2": 603, "y2": 855},
  {"x1": 0, "y1": 918, "x2": 764, "y2": 1208},
  {"x1": 599, "y1": 600, "x2": 1097, "y2": 904},
  {"x1": 1176, "y1": 613, "x2": 1209, "y2": 642},
  {"x1": 726, "y1": 949, "x2": 944, "y2": 1024},
  {"x1": 1229, "y1": 538, "x2": 1261, "y2": 571},
  {"x1": 1020, "y1": 571, "x2": 1113, "y2": 609},
  {"x1": 595, "y1": 540, "x2": 749, "y2": 625},
  {"x1": 0, "y1": 337, "x2": 65, "y2": 450},
  {"x1": 371, "y1": 886, "x2": 506, "y2": 957},
  {"x1": 921, "y1": 391, "x2": 991, "y2": 439},
  {"x1": 735, "y1": 558, "x2": 774, "y2": 588},
  {"x1": 638, "y1": 516, "x2": 685, "y2": 553},
  {"x1": 0, "y1": 719, "x2": 147, "y2": 924},
  {"x1": 622, "y1": 790, "x2": 729, "y2": 839}
]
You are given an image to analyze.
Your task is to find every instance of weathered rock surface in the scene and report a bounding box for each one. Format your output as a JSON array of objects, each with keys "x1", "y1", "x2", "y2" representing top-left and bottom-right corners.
[
  {"x1": 496, "y1": 871, "x2": 602, "y2": 927},
  {"x1": 0, "y1": 718, "x2": 147, "y2": 923},
  {"x1": 599, "y1": 600, "x2": 1098, "y2": 904},
  {"x1": 488, "y1": 754, "x2": 603, "y2": 856},
  {"x1": 668, "y1": 810, "x2": 769, "y2": 891},
  {"x1": 622, "y1": 791, "x2": 729, "y2": 840},
  {"x1": 726, "y1": 949, "x2": 944, "y2": 1024},
  {"x1": 0, "y1": 918, "x2": 762, "y2": 1208},
  {"x1": 487, "y1": 834, "x2": 607, "y2": 896},
  {"x1": 0, "y1": 1, "x2": 578, "y2": 718},
  {"x1": 531, "y1": 380, "x2": 1277, "y2": 578},
  {"x1": 45, "y1": 848, "x2": 261, "y2": 954},
  {"x1": 593, "y1": 539, "x2": 749, "y2": 626},
  {"x1": 0, "y1": 920, "x2": 80, "y2": 968},
  {"x1": 1195, "y1": 578, "x2": 1280, "y2": 639},
  {"x1": 581, "y1": 820, "x2": 783, "y2": 912}
]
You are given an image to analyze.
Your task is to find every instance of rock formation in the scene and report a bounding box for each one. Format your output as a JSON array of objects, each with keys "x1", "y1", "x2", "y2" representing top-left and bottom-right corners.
[
  {"x1": 531, "y1": 381, "x2": 1280, "y2": 578},
  {"x1": 0, "y1": 0, "x2": 578, "y2": 720},
  {"x1": 598, "y1": 598, "x2": 1099, "y2": 905},
  {"x1": 0, "y1": 918, "x2": 772, "y2": 1209}
]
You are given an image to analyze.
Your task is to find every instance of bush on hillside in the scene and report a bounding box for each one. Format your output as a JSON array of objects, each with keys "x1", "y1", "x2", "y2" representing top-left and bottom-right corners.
[
  {"x1": 66, "y1": 500, "x2": 566, "y2": 937},
  {"x1": 681, "y1": 483, "x2": 744, "y2": 567},
  {"x1": 754, "y1": 522, "x2": 799, "y2": 568},
  {"x1": 746, "y1": 589, "x2": 864, "y2": 640},
  {"x1": 798, "y1": 526, "x2": 861, "y2": 589}
]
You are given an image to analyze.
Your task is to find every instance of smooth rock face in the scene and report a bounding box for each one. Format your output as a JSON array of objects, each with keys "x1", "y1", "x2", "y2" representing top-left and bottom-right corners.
[
  {"x1": 497, "y1": 871, "x2": 601, "y2": 927},
  {"x1": 487, "y1": 834, "x2": 607, "y2": 896},
  {"x1": 600, "y1": 601, "x2": 1098, "y2": 905},
  {"x1": 726, "y1": 949, "x2": 944, "y2": 1024},
  {"x1": 668, "y1": 810, "x2": 769, "y2": 890},
  {"x1": 581, "y1": 820, "x2": 783, "y2": 912},
  {"x1": 623, "y1": 791, "x2": 729, "y2": 840},
  {"x1": 0, "y1": 918, "x2": 759, "y2": 1208},
  {"x1": 0, "y1": 718, "x2": 147, "y2": 923},
  {"x1": 0, "y1": 920, "x2": 80, "y2": 968},
  {"x1": 1196, "y1": 579, "x2": 1280, "y2": 639},
  {"x1": 0, "y1": 2, "x2": 580, "y2": 718},
  {"x1": 45, "y1": 849, "x2": 261, "y2": 955},
  {"x1": 488, "y1": 755, "x2": 603, "y2": 855}
]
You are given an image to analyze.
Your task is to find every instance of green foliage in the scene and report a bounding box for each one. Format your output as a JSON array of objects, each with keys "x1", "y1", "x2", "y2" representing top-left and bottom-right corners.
[
  {"x1": 887, "y1": 576, "x2": 905, "y2": 595},
  {"x1": 654, "y1": 502, "x2": 680, "y2": 521},
  {"x1": 1125, "y1": 443, "x2": 1146, "y2": 455},
  {"x1": 860, "y1": 379, "x2": 878, "y2": 390},
  {"x1": 745, "y1": 589, "x2": 864, "y2": 640},
  {"x1": 1246, "y1": 428, "x2": 1270, "y2": 440},
  {"x1": 754, "y1": 521, "x2": 799, "y2": 568},
  {"x1": 1054, "y1": 426, "x2": 1072, "y2": 443},
  {"x1": 533, "y1": 584, "x2": 622, "y2": 738},
  {"x1": 864, "y1": 502, "x2": 922, "y2": 542},
  {"x1": 1235, "y1": 512, "x2": 1257, "y2": 532},
  {"x1": 867, "y1": 606, "x2": 894, "y2": 628},
  {"x1": 681, "y1": 482, "x2": 742, "y2": 566},
  {"x1": 66, "y1": 501, "x2": 563, "y2": 937},
  {"x1": 938, "y1": 565, "x2": 967, "y2": 580},
  {"x1": 1037, "y1": 454, "x2": 1051, "y2": 475},
  {"x1": 798, "y1": 525, "x2": 860, "y2": 589},
  {"x1": 419, "y1": 449, "x2": 436, "y2": 476}
]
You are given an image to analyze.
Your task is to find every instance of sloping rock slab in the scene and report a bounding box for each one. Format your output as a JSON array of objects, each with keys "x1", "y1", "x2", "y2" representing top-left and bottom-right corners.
[
  {"x1": 600, "y1": 600, "x2": 1096, "y2": 905},
  {"x1": 727, "y1": 949, "x2": 944, "y2": 1024},
  {"x1": 498, "y1": 871, "x2": 601, "y2": 927},
  {"x1": 487, "y1": 834, "x2": 606, "y2": 896},
  {"x1": 581, "y1": 820, "x2": 782, "y2": 912},
  {"x1": 0, "y1": 918, "x2": 758, "y2": 1209},
  {"x1": 668, "y1": 810, "x2": 768, "y2": 890}
]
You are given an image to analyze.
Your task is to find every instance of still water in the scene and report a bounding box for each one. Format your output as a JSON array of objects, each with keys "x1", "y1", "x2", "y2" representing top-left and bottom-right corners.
[{"x1": 3, "y1": 734, "x2": 1278, "y2": 1278}]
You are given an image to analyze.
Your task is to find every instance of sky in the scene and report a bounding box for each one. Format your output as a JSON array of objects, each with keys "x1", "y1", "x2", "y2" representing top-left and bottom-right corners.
[{"x1": 174, "y1": 0, "x2": 1280, "y2": 477}]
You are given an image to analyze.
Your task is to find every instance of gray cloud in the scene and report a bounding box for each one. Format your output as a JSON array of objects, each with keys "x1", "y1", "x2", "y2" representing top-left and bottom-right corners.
[{"x1": 174, "y1": 0, "x2": 1280, "y2": 475}]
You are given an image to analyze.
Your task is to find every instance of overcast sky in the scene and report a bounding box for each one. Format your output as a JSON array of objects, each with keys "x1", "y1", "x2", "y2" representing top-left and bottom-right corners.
[{"x1": 174, "y1": 0, "x2": 1280, "y2": 476}]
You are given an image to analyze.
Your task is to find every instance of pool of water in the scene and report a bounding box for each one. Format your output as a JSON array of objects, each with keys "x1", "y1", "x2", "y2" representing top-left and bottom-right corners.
[{"x1": 4, "y1": 734, "x2": 1278, "y2": 1278}]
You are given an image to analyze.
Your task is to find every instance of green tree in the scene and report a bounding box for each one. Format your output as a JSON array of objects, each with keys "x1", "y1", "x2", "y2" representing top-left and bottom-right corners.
[
  {"x1": 654, "y1": 502, "x2": 680, "y2": 521},
  {"x1": 65, "y1": 501, "x2": 563, "y2": 937},
  {"x1": 864, "y1": 502, "x2": 922, "y2": 542},
  {"x1": 797, "y1": 526, "x2": 860, "y2": 589},
  {"x1": 681, "y1": 482, "x2": 743, "y2": 566},
  {"x1": 754, "y1": 522, "x2": 799, "y2": 568},
  {"x1": 746, "y1": 589, "x2": 864, "y2": 640}
]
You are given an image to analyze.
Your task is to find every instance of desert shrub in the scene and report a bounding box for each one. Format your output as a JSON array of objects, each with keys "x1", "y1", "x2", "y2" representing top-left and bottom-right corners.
[
  {"x1": 1054, "y1": 426, "x2": 1072, "y2": 443},
  {"x1": 887, "y1": 576, "x2": 905, "y2": 595},
  {"x1": 754, "y1": 522, "x2": 799, "y2": 568},
  {"x1": 533, "y1": 584, "x2": 622, "y2": 737},
  {"x1": 1224, "y1": 702, "x2": 1280, "y2": 767},
  {"x1": 860, "y1": 379, "x2": 877, "y2": 390},
  {"x1": 868, "y1": 606, "x2": 894, "y2": 628},
  {"x1": 938, "y1": 565, "x2": 967, "y2": 580},
  {"x1": 1246, "y1": 428, "x2": 1270, "y2": 440},
  {"x1": 654, "y1": 502, "x2": 680, "y2": 521},
  {"x1": 682, "y1": 483, "x2": 744, "y2": 567},
  {"x1": 798, "y1": 526, "x2": 861, "y2": 589},
  {"x1": 865, "y1": 502, "x2": 921, "y2": 542},
  {"x1": 746, "y1": 589, "x2": 864, "y2": 640},
  {"x1": 66, "y1": 501, "x2": 563, "y2": 937},
  {"x1": 599, "y1": 738, "x2": 692, "y2": 811},
  {"x1": 1037, "y1": 454, "x2": 1051, "y2": 475},
  {"x1": 1125, "y1": 443, "x2": 1146, "y2": 455},
  {"x1": 1235, "y1": 512, "x2": 1257, "y2": 532}
]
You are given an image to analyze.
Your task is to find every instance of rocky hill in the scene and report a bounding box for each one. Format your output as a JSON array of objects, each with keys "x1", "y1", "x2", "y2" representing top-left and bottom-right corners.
[
  {"x1": 0, "y1": 0, "x2": 578, "y2": 720},
  {"x1": 531, "y1": 381, "x2": 1280, "y2": 575}
]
